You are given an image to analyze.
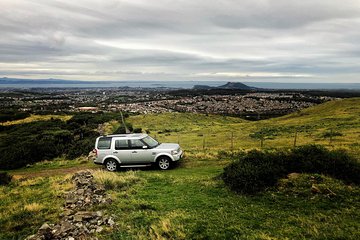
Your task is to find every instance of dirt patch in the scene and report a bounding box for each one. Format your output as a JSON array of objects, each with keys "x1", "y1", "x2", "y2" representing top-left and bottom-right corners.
[{"x1": 12, "y1": 165, "x2": 102, "y2": 180}]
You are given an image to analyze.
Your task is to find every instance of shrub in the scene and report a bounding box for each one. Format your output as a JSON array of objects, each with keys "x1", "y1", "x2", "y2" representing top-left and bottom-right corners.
[
  {"x1": 222, "y1": 145, "x2": 360, "y2": 194},
  {"x1": 222, "y1": 150, "x2": 287, "y2": 194},
  {"x1": 0, "y1": 172, "x2": 12, "y2": 185},
  {"x1": 322, "y1": 131, "x2": 343, "y2": 138},
  {"x1": 133, "y1": 127, "x2": 142, "y2": 133}
]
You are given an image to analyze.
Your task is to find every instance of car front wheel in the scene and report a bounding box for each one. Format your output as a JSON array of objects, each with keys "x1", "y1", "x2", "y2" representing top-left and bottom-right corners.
[
  {"x1": 157, "y1": 156, "x2": 171, "y2": 170},
  {"x1": 105, "y1": 159, "x2": 118, "y2": 172}
]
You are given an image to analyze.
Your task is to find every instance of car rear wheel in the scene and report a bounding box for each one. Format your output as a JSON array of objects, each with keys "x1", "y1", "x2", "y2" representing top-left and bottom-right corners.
[
  {"x1": 157, "y1": 156, "x2": 171, "y2": 170},
  {"x1": 105, "y1": 159, "x2": 118, "y2": 172}
]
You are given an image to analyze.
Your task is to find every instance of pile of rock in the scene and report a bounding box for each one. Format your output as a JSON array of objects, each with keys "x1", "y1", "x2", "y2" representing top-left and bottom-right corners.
[{"x1": 26, "y1": 171, "x2": 115, "y2": 240}]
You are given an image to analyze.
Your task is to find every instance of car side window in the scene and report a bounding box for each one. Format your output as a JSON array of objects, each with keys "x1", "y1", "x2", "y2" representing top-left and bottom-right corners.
[
  {"x1": 115, "y1": 139, "x2": 129, "y2": 150},
  {"x1": 130, "y1": 139, "x2": 145, "y2": 149},
  {"x1": 97, "y1": 137, "x2": 112, "y2": 149}
]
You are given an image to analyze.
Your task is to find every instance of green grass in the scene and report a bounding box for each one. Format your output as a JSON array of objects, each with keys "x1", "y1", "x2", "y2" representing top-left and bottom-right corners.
[
  {"x1": 0, "y1": 176, "x2": 73, "y2": 239},
  {"x1": 128, "y1": 98, "x2": 360, "y2": 155},
  {"x1": 1, "y1": 98, "x2": 360, "y2": 239},
  {"x1": 0, "y1": 114, "x2": 72, "y2": 126},
  {"x1": 99, "y1": 161, "x2": 360, "y2": 240}
]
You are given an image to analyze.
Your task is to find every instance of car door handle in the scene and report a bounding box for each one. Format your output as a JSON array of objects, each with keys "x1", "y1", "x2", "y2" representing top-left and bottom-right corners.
[
  {"x1": 113, "y1": 151, "x2": 118, "y2": 154},
  {"x1": 132, "y1": 151, "x2": 137, "y2": 153}
]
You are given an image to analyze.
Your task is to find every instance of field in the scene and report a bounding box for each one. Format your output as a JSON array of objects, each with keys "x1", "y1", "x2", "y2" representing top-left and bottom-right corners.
[
  {"x1": 129, "y1": 98, "x2": 360, "y2": 155},
  {"x1": 0, "y1": 98, "x2": 360, "y2": 239},
  {"x1": 0, "y1": 114, "x2": 72, "y2": 126}
]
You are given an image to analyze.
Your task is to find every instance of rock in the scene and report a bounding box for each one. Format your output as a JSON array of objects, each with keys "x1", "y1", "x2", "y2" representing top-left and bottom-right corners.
[
  {"x1": 287, "y1": 172, "x2": 301, "y2": 180},
  {"x1": 96, "y1": 226, "x2": 103, "y2": 233},
  {"x1": 39, "y1": 223, "x2": 51, "y2": 231},
  {"x1": 108, "y1": 218, "x2": 115, "y2": 227},
  {"x1": 37, "y1": 223, "x2": 53, "y2": 240},
  {"x1": 96, "y1": 211, "x2": 103, "y2": 217},
  {"x1": 26, "y1": 171, "x2": 113, "y2": 240},
  {"x1": 77, "y1": 189, "x2": 85, "y2": 195}
]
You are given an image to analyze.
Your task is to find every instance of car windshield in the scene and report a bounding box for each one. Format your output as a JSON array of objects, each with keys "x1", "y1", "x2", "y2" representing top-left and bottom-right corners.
[{"x1": 142, "y1": 136, "x2": 159, "y2": 148}]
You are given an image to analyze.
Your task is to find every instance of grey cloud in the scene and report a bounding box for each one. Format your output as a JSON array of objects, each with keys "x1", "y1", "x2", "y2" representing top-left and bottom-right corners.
[{"x1": 0, "y1": 0, "x2": 360, "y2": 82}]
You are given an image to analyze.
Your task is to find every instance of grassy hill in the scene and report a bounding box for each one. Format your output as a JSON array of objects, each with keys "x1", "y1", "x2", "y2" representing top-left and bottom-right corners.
[
  {"x1": 128, "y1": 98, "x2": 360, "y2": 155},
  {"x1": 1, "y1": 98, "x2": 360, "y2": 239}
]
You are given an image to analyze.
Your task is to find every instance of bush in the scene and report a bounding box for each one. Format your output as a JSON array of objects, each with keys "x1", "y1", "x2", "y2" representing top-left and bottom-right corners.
[
  {"x1": 0, "y1": 172, "x2": 12, "y2": 185},
  {"x1": 222, "y1": 145, "x2": 360, "y2": 194},
  {"x1": 133, "y1": 127, "x2": 142, "y2": 133},
  {"x1": 222, "y1": 150, "x2": 287, "y2": 194}
]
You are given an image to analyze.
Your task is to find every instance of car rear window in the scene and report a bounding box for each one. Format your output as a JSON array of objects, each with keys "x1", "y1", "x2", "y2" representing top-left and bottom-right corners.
[{"x1": 97, "y1": 137, "x2": 112, "y2": 149}]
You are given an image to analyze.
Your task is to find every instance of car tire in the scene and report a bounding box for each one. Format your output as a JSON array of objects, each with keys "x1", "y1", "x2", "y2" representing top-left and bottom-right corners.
[
  {"x1": 157, "y1": 156, "x2": 172, "y2": 170},
  {"x1": 105, "y1": 159, "x2": 118, "y2": 172}
]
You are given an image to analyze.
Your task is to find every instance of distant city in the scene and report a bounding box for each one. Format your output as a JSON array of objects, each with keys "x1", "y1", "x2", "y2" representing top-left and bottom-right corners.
[{"x1": 0, "y1": 83, "x2": 343, "y2": 120}]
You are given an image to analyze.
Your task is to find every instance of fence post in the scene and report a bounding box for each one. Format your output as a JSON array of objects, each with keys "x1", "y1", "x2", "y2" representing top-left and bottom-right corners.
[
  {"x1": 293, "y1": 129, "x2": 298, "y2": 147},
  {"x1": 203, "y1": 135, "x2": 206, "y2": 151}
]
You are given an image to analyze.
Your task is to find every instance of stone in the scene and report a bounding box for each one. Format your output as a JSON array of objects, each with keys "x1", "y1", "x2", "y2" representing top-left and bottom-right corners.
[
  {"x1": 74, "y1": 215, "x2": 83, "y2": 222},
  {"x1": 287, "y1": 172, "x2": 301, "y2": 180},
  {"x1": 77, "y1": 189, "x2": 85, "y2": 195},
  {"x1": 96, "y1": 211, "x2": 103, "y2": 217},
  {"x1": 108, "y1": 218, "x2": 115, "y2": 227},
  {"x1": 26, "y1": 171, "x2": 113, "y2": 240},
  {"x1": 39, "y1": 223, "x2": 51, "y2": 231},
  {"x1": 59, "y1": 221, "x2": 73, "y2": 233}
]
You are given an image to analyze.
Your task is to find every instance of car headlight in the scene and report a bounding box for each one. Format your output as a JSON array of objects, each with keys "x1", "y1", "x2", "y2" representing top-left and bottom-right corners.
[{"x1": 171, "y1": 150, "x2": 179, "y2": 155}]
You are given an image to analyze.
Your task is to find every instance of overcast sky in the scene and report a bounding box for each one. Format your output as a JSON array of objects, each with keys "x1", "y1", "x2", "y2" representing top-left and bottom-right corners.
[{"x1": 1, "y1": 0, "x2": 360, "y2": 83}]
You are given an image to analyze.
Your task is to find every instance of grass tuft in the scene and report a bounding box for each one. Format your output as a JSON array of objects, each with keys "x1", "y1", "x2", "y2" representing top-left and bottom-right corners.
[
  {"x1": 23, "y1": 203, "x2": 45, "y2": 212},
  {"x1": 91, "y1": 170, "x2": 144, "y2": 190}
]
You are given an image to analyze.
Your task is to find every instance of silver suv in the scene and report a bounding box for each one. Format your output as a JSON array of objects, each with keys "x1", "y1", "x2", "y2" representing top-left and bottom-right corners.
[{"x1": 93, "y1": 134, "x2": 183, "y2": 171}]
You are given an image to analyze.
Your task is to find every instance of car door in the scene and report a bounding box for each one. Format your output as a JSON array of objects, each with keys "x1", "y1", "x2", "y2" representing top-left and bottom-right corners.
[
  {"x1": 113, "y1": 138, "x2": 132, "y2": 165},
  {"x1": 129, "y1": 139, "x2": 153, "y2": 164}
]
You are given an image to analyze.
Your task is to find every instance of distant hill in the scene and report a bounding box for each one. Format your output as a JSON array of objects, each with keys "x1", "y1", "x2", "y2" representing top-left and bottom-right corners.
[
  {"x1": 218, "y1": 82, "x2": 254, "y2": 89},
  {"x1": 0, "y1": 77, "x2": 93, "y2": 85},
  {"x1": 193, "y1": 82, "x2": 255, "y2": 90}
]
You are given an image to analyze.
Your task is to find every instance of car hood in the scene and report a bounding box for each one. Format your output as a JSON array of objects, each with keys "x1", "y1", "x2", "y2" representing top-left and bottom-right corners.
[{"x1": 154, "y1": 143, "x2": 180, "y2": 150}]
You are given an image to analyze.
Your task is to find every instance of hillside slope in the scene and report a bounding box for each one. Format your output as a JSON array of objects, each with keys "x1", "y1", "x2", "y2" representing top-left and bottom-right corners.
[
  {"x1": 1, "y1": 98, "x2": 360, "y2": 240},
  {"x1": 128, "y1": 98, "x2": 360, "y2": 154}
]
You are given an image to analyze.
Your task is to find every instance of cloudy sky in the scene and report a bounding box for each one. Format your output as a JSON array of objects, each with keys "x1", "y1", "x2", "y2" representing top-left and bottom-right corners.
[{"x1": 1, "y1": 0, "x2": 360, "y2": 82}]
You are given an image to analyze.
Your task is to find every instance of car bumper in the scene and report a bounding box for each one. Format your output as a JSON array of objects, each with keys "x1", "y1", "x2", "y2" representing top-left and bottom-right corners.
[{"x1": 172, "y1": 150, "x2": 184, "y2": 161}]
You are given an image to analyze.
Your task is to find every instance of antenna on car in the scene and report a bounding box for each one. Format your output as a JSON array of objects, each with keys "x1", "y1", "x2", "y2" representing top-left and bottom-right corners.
[{"x1": 120, "y1": 111, "x2": 131, "y2": 134}]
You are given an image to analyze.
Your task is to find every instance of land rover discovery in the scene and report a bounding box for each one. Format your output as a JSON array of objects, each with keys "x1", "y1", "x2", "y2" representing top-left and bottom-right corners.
[{"x1": 93, "y1": 134, "x2": 183, "y2": 171}]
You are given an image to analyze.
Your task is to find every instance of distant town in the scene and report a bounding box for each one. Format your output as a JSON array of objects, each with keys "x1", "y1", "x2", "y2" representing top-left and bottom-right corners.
[{"x1": 0, "y1": 83, "x2": 345, "y2": 120}]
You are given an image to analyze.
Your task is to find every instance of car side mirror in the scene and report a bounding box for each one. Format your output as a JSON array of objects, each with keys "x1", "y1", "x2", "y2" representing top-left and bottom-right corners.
[{"x1": 142, "y1": 146, "x2": 148, "y2": 149}]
